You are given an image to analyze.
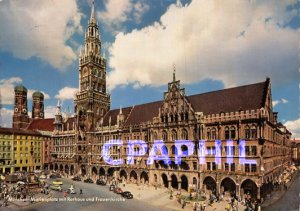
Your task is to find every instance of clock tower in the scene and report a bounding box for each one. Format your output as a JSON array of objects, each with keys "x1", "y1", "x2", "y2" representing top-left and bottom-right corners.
[{"x1": 74, "y1": 0, "x2": 110, "y2": 132}]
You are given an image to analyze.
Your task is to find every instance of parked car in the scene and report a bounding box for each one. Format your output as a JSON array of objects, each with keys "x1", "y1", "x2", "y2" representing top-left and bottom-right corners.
[
  {"x1": 50, "y1": 185, "x2": 62, "y2": 192},
  {"x1": 114, "y1": 187, "x2": 123, "y2": 194},
  {"x1": 53, "y1": 180, "x2": 63, "y2": 185},
  {"x1": 121, "y1": 191, "x2": 133, "y2": 199},
  {"x1": 66, "y1": 187, "x2": 76, "y2": 194},
  {"x1": 49, "y1": 174, "x2": 57, "y2": 179},
  {"x1": 109, "y1": 184, "x2": 116, "y2": 191},
  {"x1": 17, "y1": 181, "x2": 25, "y2": 186},
  {"x1": 39, "y1": 175, "x2": 47, "y2": 179},
  {"x1": 84, "y1": 178, "x2": 94, "y2": 183},
  {"x1": 72, "y1": 176, "x2": 82, "y2": 181},
  {"x1": 96, "y1": 179, "x2": 106, "y2": 185},
  {"x1": 49, "y1": 173, "x2": 61, "y2": 179}
]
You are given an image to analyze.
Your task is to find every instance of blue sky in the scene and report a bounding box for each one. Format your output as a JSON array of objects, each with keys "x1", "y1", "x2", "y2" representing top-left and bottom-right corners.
[{"x1": 0, "y1": 0, "x2": 299, "y2": 138}]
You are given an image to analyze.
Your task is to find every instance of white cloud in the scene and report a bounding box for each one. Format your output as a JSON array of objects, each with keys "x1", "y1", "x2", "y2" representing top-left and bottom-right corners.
[
  {"x1": 97, "y1": 0, "x2": 149, "y2": 32},
  {"x1": 285, "y1": 118, "x2": 300, "y2": 139},
  {"x1": 281, "y1": 98, "x2": 288, "y2": 104},
  {"x1": 273, "y1": 98, "x2": 289, "y2": 107},
  {"x1": 0, "y1": 77, "x2": 22, "y2": 105},
  {"x1": 272, "y1": 100, "x2": 280, "y2": 107},
  {"x1": 0, "y1": 0, "x2": 83, "y2": 69},
  {"x1": 107, "y1": 0, "x2": 299, "y2": 91},
  {"x1": 55, "y1": 87, "x2": 78, "y2": 100},
  {"x1": 0, "y1": 108, "x2": 13, "y2": 128},
  {"x1": 44, "y1": 105, "x2": 57, "y2": 118},
  {"x1": 0, "y1": 77, "x2": 51, "y2": 105}
]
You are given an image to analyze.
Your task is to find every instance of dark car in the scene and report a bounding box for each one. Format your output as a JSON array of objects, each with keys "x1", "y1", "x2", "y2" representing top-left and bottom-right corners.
[
  {"x1": 72, "y1": 176, "x2": 82, "y2": 181},
  {"x1": 121, "y1": 191, "x2": 133, "y2": 199},
  {"x1": 96, "y1": 179, "x2": 106, "y2": 185},
  {"x1": 84, "y1": 178, "x2": 94, "y2": 183},
  {"x1": 49, "y1": 174, "x2": 57, "y2": 179},
  {"x1": 114, "y1": 187, "x2": 123, "y2": 194},
  {"x1": 109, "y1": 184, "x2": 116, "y2": 191},
  {"x1": 49, "y1": 173, "x2": 61, "y2": 179}
]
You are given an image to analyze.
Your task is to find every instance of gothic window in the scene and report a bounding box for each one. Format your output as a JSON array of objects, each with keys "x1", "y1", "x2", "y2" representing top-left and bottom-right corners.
[
  {"x1": 180, "y1": 113, "x2": 184, "y2": 121},
  {"x1": 153, "y1": 132, "x2": 157, "y2": 140},
  {"x1": 225, "y1": 127, "x2": 230, "y2": 140},
  {"x1": 230, "y1": 163, "x2": 235, "y2": 172},
  {"x1": 171, "y1": 130, "x2": 177, "y2": 141},
  {"x1": 251, "y1": 125, "x2": 257, "y2": 138},
  {"x1": 211, "y1": 128, "x2": 217, "y2": 140},
  {"x1": 162, "y1": 131, "x2": 168, "y2": 141},
  {"x1": 181, "y1": 145, "x2": 188, "y2": 156},
  {"x1": 206, "y1": 162, "x2": 211, "y2": 170},
  {"x1": 161, "y1": 116, "x2": 164, "y2": 123},
  {"x1": 207, "y1": 128, "x2": 211, "y2": 140},
  {"x1": 251, "y1": 164, "x2": 257, "y2": 172},
  {"x1": 245, "y1": 125, "x2": 250, "y2": 139},
  {"x1": 171, "y1": 145, "x2": 177, "y2": 155},
  {"x1": 251, "y1": 146, "x2": 257, "y2": 156},
  {"x1": 175, "y1": 114, "x2": 178, "y2": 122},
  {"x1": 182, "y1": 129, "x2": 188, "y2": 140},
  {"x1": 170, "y1": 115, "x2": 174, "y2": 122},
  {"x1": 224, "y1": 163, "x2": 229, "y2": 171},
  {"x1": 230, "y1": 126, "x2": 236, "y2": 139}
]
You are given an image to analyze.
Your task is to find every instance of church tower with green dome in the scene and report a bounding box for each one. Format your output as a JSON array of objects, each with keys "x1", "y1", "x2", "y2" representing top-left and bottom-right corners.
[{"x1": 13, "y1": 85, "x2": 29, "y2": 129}]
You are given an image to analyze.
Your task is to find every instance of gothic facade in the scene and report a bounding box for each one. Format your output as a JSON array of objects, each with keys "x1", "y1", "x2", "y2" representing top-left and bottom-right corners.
[{"x1": 11, "y1": 1, "x2": 293, "y2": 202}]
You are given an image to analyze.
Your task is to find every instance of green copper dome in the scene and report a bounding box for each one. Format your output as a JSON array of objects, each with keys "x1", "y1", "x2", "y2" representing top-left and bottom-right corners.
[
  {"x1": 14, "y1": 85, "x2": 27, "y2": 93},
  {"x1": 32, "y1": 91, "x2": 44, "y2": 98}
]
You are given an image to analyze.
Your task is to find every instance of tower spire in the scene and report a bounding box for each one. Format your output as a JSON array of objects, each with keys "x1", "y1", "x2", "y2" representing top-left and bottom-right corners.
[
  {"x1": 173, "y1": 64, "x2": 176, "y2": 82},
  {"x1": 90, "y1": 0, "x2": 96, "y2": 24}
]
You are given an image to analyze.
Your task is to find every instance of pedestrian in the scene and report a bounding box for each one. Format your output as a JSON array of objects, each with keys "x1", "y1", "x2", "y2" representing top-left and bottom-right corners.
[
  {"x1": 64, "y1": 191, "x2": 67, "y2": 198},
  {"x1": 182, "y1": 200, "x2": 186, "y2": 209},
  {"x1": 80, "y1": 189, "x2": 82, "y2": 194}
]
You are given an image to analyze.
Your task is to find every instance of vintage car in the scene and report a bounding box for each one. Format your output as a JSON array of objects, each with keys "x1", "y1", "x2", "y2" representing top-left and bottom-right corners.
[
  {"x1": 52, "y1": 180, "x2": 63, "y2": 185},
  {"x1": 50, "y1": 185, "x2": 62, "y2": 191}
]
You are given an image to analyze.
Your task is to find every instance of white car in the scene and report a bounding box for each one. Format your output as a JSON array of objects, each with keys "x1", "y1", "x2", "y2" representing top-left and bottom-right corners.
[{"x1": 67, "y1": 187, "x2": 76, "y2": 194}]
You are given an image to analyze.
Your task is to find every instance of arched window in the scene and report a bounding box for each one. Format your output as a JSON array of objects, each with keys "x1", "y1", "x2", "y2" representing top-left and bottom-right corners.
[
  {"x1": 182, "y1": 129, "x2": 188, "y2": 140},
  {"x1": 245, "y1": 125, "x2": 250, "y2": 139},
  {"x1": 171, "y1": 130, "x2": 177, "y2": 141},
  {"x1": 225, "y1": 127, "x2": 230, "y2": 140},
  {"x1": 171, "y1": 145, "x2": 177, "y2": 155},
  {"x1": 251, "y1": 125, "x2": 257, "y2": 138},
  {"x1": 211, "y1": 128, "x2": 217, "y2": 140},
  {"x1": 153, "y1": 132, "x2": 158, "y2": 140},
  {"x1": 207, "y1": 128, "x2": 211, "y2": 140},
  {"x1": 181, "y1": 145, "x2": 188, "y2": 156},
  {"x1": 162, "y1": 131, "x2": 168, "y2": 141},
  {"x1": 230, "y1": 126, "x2": 236, "y2": 139}
]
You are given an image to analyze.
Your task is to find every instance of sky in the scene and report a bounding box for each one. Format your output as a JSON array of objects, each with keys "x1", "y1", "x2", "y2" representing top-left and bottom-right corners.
[{"x1": 0, "y1": 0, "x2": 299, "y2": 138}]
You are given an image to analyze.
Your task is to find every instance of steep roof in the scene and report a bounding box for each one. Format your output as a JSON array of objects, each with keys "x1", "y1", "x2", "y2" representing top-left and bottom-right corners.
[
  {"x1": 27, "y1": 118, "x2": 55, "y2": 131},
  {"x1": 187, "y1": 81, "x2": 266, "y2": 115},
  {"x1": 125, "y1": 101, "x2": 162, "y2": 125},
  {"x1": 27, "y1": 117, "x2": 75, "y2": 132}
]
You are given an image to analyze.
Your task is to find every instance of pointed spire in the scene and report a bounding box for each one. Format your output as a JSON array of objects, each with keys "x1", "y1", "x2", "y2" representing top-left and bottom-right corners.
[
  {"x1": 173, "y1": 64, "x2": 176, "y2": 82},
  {"x1": 56, "y1": 99, "x2": 62, "y2": 115},
  {"x1": 90, "y1": 0, "x2": 96, "y2": 24},
  {"x1": 119, "y1": 106, "x2": 122, "y2": 115}
]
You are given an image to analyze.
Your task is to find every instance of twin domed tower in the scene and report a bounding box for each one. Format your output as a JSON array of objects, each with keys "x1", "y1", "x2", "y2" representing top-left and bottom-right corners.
[{"x1": 13, "y1": 85, "x2": 44, "y2": 129}]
